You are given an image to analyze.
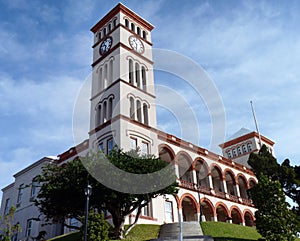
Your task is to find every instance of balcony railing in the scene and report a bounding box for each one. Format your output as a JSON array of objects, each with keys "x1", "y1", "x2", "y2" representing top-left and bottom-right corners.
[{"x1": 178, "y1": 178, "x2": 253, "y2": 206}]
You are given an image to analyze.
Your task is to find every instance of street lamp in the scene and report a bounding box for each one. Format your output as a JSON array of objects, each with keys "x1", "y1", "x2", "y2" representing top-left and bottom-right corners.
[
  {"x1": 83, "y1": 184, "x2": 92, "y2": 241},
  {"x1": 197, "y1": 173, "x2": 203, "y2": 222}
]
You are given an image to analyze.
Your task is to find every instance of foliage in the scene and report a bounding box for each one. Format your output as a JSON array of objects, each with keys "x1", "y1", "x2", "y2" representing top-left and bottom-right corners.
[
  {"x1": 80, "y1": 210, "x2": 110, "y2": 241},
  {"x1": 0, "y1": 206, "x2": 22, "y2": 241},
  {"x1": 201, "y1": 221, "x2": 262, "y2": 241},
  {"x1": 36, "y1": 148, "x2": 178, "y2": 239},
  {"x1": 249, "y1": 174, "x2": 299, "y2": 241}
]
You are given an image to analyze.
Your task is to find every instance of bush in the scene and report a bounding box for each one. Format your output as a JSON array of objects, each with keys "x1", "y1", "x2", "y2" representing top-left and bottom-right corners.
[{"x1": 80, "y1": 210, "x2": 110, "y2": 241}]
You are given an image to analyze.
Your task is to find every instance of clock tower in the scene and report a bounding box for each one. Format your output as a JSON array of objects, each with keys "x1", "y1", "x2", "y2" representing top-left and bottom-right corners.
[{"x1": 89, "y1": 3, "x2": 158, "y2": 156}]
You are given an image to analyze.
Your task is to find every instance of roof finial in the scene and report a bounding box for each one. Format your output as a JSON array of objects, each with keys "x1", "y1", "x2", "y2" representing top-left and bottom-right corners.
[{"x1": 250, "y1": 100, "x2": 262, "y2": 149}]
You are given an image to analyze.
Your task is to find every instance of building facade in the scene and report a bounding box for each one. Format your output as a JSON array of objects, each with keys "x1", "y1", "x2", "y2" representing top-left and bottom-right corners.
[{"x1": 0, "y1": 3, "x2": 275, "y2": 240}]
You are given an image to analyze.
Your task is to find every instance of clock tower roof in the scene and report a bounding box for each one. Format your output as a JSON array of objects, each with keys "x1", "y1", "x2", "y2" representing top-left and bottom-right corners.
[{"x1": 91, "y1": 3, "x2": 154, "y2": 33}]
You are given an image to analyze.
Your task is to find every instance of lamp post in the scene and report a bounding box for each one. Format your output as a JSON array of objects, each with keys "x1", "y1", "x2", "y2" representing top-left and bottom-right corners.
[{"x1": 83, "y1": 184, "x2": 92, "y2": 241}]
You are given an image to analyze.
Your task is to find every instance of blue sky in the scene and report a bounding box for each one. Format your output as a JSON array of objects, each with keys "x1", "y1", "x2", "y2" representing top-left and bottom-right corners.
[{"x1": 1, "y1": 0, "x2": 300, "y2": 193}]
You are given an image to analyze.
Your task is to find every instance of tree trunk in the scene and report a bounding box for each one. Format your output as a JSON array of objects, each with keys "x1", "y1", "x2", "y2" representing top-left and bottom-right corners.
[{"x1": 111, "y1": 212, "x2": 125, "y2": 239}]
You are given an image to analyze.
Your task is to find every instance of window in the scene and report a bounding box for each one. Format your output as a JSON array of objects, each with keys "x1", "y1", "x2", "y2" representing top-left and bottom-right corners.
[
  {"x1": 237, "y1": 147, "x2": 242, "y2": 155},
  {"x1": 26, "y1": 219, "x2": 32, "y2": 237},
  {"x1": 143, "y1": 103, "x2": 148, "y2": 125},
  {"x1": 107, "y1": 138, "x2": 114, "y2": 154},
  {"x1": 108, "y1": 23, "x2": 111, "y2": 32},
  {"x1": 113, "y1": 18, "x2": 117, "y2": 27},
  {"x1": 4, "y1": 198, "x2": 10, "y2": 215},
  {"x1": 99, "y1": 67, "x2": 103, "y2": 90},
  {"x1": 137, "y1": 27, "x2": 141, "y2": 36},
  {"x1": 135, "y1": 63, "x2": 140, "y2": 87},
  {"x1": 125, "y1": 19, "x2": 129, "y2": 28},
  {"x1": 136, "y1": 100, "x2": 142, "y2": 122},
  {"x1": 242, "y1": 145, "x2": 247, "y2": 153},
  {"x1": 142, "y1": 30, "x2": 147, "y2": 40},
  {"x1": 165, "y1": 201, "x2": 173, "y2": 223},
  {"x1": 232, "y1": 149, "x2": 237, "y2": 157},
  {"x1": 17, "y1": 184, "x2": 24, "y2": 204},
  {"x1": 103, "y1": 101, "x2": 107, "y2": 123},
  {"x1": 143, "y1": 201, "x2": 152, "y2": 217},
  {"x1": 141, "y1": 66, "x2": 146, "y2": 90},
  {"x1": 108, "y1": 98, "x2": 113, "y2": 119},
  {"x1": 103, "y1": 27, "x2": 106, "y2": 36},
  {"x1": 31, "y1": 177, "x2": 38, "y2": 197},
  {"x1": 109, "y1": 59, "x2": 113, "y2": 84},
  {"x1": 131, "y1": 23, "x2": 135, "y2": 32},
  {"x1": 247, "y1": 143, "x2": 252, "y2": 152},
  {"x1": 141, "y1": 142, "x2": 149, "y2": 155},
  {"x1": 129, "y1": 97, "x2": 135, "y2": 119},
  {"x1": 104, "y1": 63, "x2": 108, "y2": 88},
  {"x1": 12, "y1": 233, "x2": 18, "y2": 241},
  {"x1": 227, "y1": 150, "x2": 232, "y2": 158},
  {"x1": 129, "y1": 59, "x2": 133, "y2": 84},
  {"x1": 96, "y1": 105, "x2": 101, "y2": 126},
  {"x1": 98, "y1": 31, "x2": 102, "y2": 41},
  {"x1": 130, "y1": 138, "x2": 137, "y2": 150},
  {"x1": 99, "y1": 142, "x2": 104, "y2": 152}
]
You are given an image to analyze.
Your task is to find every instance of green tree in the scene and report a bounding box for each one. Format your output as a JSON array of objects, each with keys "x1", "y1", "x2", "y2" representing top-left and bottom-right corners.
[
  {"x1": 0, "y1": 206, "x2": 21, "y2": 241},
  {"x1": 36, "y1": 148, "x2": 178, "y2": 239},
  {"x1": 249, "y1": 174, "x2": 299, "y2": 241}
]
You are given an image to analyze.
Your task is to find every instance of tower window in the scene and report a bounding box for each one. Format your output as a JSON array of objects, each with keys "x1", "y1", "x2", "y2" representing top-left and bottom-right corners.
[
  {"x1": 137, "y1": 27, "x2": 141, "y2": 36},
  {"x1": 247, "y1": 143, "x2": 252, "y2": 152},
  {"x1": 108, "y1": 23, "x2": 111, "y2": 32},
  {"x1": 135, "y1": 63, "x2": 140, "y2": 88},
  {"x1": 137, "y1": 100, "x2": 142, "y2": 122},
  {"x1": 131, "y1": 23, "x2": 135, "y2": 32},
  {"x1": 141, "y1": 66, "x2": 146, "y2": 91},
  {"x1": 107, "y1": 138, "x2": 114, "y2": 154},
  {"x1": 125, "y1": 19, "x2": 129, "y2": 28},
  {"x1": 129, "y1": 59, "x2": 133, "y2": 84},
  {"x1": 227, "y1": 150, "x2": 232, "y2": 158},
  {"x1": 108, "y1": 98, "x2": 113, "y2": 119},
  {"x1": 103, "y1": 101, "x2": 107, "y2": 123},
  {"x1": 130, "y1": 97, "x2": 135, "y2": 119},
  {"x1": 96, "y1": 105, "x2": 101, "y2": 126},
  {"x1": 143, "y1": 103, "x2": 148, "y2": 125},
  {"x1": 98, "y1": 31, "x2": 102, "y2": 41},
  {"x1": 237, "y1": 147, "x2": 242, "y2": 155},
  {"x1": 142, "y1": 30, "x2": 147, "y2": 40},
  {"x1": 242, "y1": 145, "x2": 247, "y2": 153},
  {"x1": 103, "y1": 27, "x2": 107, "y2": 36},
  {"x1": 104, "y1": 64, "x2": 108, "y2": 88},
  {"x1": 232, "y1": 149, "x2": 237, "y2": 157},
  {"x1": 109, "y1": 59, "x2": 113, "y2": 84},
  {"x1": 113, "y1": 18, "x2": 117, "y2": 27}
]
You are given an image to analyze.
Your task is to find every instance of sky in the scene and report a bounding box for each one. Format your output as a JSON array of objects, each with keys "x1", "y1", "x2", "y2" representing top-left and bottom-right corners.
[{"x1": 1, "y1": 0, "x2": 300, "y2": 195}]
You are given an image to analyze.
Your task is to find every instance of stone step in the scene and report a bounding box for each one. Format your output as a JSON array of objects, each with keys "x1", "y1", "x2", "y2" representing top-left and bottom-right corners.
[
  {"x1": 159, "y1": 222, "x2": 203, "y2": 238},
  {"x1": 149, "y1": 235, "x2": 214, "y2": 241}
]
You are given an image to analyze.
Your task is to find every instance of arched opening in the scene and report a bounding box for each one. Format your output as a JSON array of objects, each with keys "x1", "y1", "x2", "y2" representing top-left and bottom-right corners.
[
  {"x1": 141, "y1": 66, "x2": 146, "y2": 91},
  {"x1": 195, "y1": 160, "x2": 209, "y2": 189},
  {"x1": 238, "y1": 175, "x2": 248, "y2": 199},
  {"x1": 129, "y1": 97, "x2": 135, "y2": 119},
  {"x1": 131, "y1": 22, "x2": 135, "y2": 32},
  {"x1": 159, "y1": 146, "x2": 175, "y2": 164},
  {"x1": 125, "y1": 19, "x2": 129, "y2": 28},
  {"x1": 143, "y1": 103, "x2": 148, "y2": 125},
  {"x1": 103, "y1": 101, "x2": 107, "y2": 123},
  {"x1": 135, "y1": 63, "x2": 140, "y2": 88},
  {"x1": 108, "y1": 98, "x2": 113, "y2": 119},
  {"x1": 216, "y1": 204, "x2": 228, "y2": 222},
  {"x1": 136, "y1": 100, "x2": 142, "y2": 122},
  {"x1": 225, "y1": 171, "x2": 236, "y2": 196},
  {"x1": 99, "y1": 67, "x2": 103, "y2": 91},
  {"x1": 142, "y1": 30, "x2": 147, "y2": 40},
  {"x1": 249, "y1": 179, "x2": 256, "y2": 189},
  {"x1": 104, "y1": 63, "x2": 108, "y2": 89},
  {"x1": 182, "y1": 196, "x2": 197, "y2": 221},
  {"x1": 109, "y1": 59, "x2": 113, "y2": 84},
  {"x1": 231, "y1": 208, "x2": 242, "y2": 225},
  {"x1": 178, "y1": 154, "x2": 193, "y2": 183},
  {"x1": 137, "y1": 26, "x2": 141, "y2": 36},
  {"x1": 201, "y1": 200, "x2": 214, "y2": 222},
  {"x1": 211, "y1": 166, "x2": 224, "y2": 193},
  {"x1": 244, "y1": 211, "x2": 254, "y2": 227},
  {"x1": 129, "y1": 59, "x2": 133, "y2": 84}
]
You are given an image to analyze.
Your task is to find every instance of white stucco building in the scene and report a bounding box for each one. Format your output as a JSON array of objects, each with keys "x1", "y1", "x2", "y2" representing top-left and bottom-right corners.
[{"x1": 0, "y1": 3, "x2": 275, "y2": 240}]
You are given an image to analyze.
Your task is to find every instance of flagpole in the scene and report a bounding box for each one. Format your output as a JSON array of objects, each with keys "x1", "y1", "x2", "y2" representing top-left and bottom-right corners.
[{"x1": 250, "y1": 100, "x2": 262, "y2": 149}]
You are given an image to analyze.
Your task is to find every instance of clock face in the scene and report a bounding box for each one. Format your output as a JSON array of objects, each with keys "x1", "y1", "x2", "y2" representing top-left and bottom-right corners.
[
  {"x1": 129, "y1": 36, "x2": 144, "y2": 54},
  {"x1": 100, "y1": 37, "x2": 112, "y2": 55}
]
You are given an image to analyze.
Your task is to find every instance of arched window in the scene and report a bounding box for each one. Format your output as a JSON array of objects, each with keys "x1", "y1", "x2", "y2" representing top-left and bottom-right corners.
[
  {"x1": 211, "y1": 166, "x2": 224, "y2": 192},
  {"x1": 125, "y1": 19, "x2": 129, "y2": 28},
  {"x1": 141, "y1": 66, "x2": 146, "y2": 91},
  {"x1": 108, "y1": 98, "x2": 113, "y2": 119},
  {"x1": 227, "y1": 150, "x2": 232, "y2": 158},
  {"x1": 96, "y1": 105, "x2": 101, "y2": 126},
  {"x1": 247, "y1": 143, "x2": 252, "y2": 152},
  {"x1": 129, "y1": 59, "x2": 133, "y2": 84},
  {"x1": 99, "y1": 67, "x2": 103, "y2": 90},
  {"x1": 142, "y1": 30, "x2": 147, "y2": 40},
  {"x1": 143, "y1": 103, "x2": 148, "y2": 125},
  {"x1": 109, "y1": 59, "x2": 113, "y2": 84},
  {"x1": 237, "y1": 147, "x2": 242, "y2": 155},
  {"x1": 137, "y1": 27, "x2": 141, "y2": 36},
  {"x1": 136, "y1": 100, "x2": 142, "y2": 122},
  {"x1": 103, "y1": 101, "x2": 107, "y2": 123},
  {"x1": 225, "y1": 171, "x2": 236, "y2": 195},
  {"x1": 195, "y1": 161, "x2": 209, "y2": 187},
  {"x1": 98, "y1": 31, "x2": 102, "y2": 41},
  {"x1": 130, "y1": 97, "x2": 135, "y2": 119},
  {"x1": 232, "y1": 148, "x2": 237, "y2": 157},
  {"x1": 178, "y1": 154, "x2": 193, "y2": 183},
  {"x1": 103, "y1": 28, "x2": 107, "y2": 36},
  {"x1": 113, "y1": 18, "x2": 117, "y2": 27},
  {"x1": 131, "y1": 22, "x2": 135, "y2": 32},
  {"x1": 108, "y1": 23, "x2": 111, "y2": 32},
  {"x1": 135, "y1": 63, "x2": 140, "y2": 88},
  {"x1": 242, "y1": 145, "x2": 247, "y2": 153},
  {"x1": 238, "y1": 176, "x2": 248, "y2": 199},
  {"x1": 104, "y1": 64, "x2": 108, "y2": 89}
]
